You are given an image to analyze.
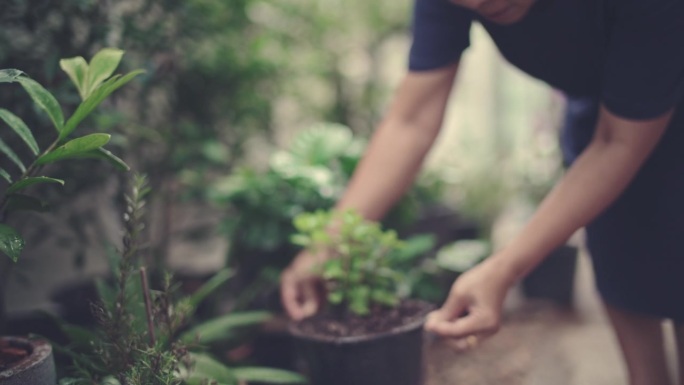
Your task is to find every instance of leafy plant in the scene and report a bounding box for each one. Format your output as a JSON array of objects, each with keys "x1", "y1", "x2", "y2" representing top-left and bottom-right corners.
[
  {"x1": 0, "y1": 48, "x2": 142, "y2": 262},
  {"x1": 291, "y1": 209, "x2": 408, "y2": 316},
  {"x1": 209, "y1": 123, "x2": 444, "y2": 309},
  {"x1": 57, "y1": 175, "x2": 306, "y2": 385}
]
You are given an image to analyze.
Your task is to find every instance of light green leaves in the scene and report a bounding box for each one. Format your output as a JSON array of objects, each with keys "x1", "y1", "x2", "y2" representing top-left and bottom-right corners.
[
  {"x1": 0, "y1": 224, "x2": 24, "y2": 262},
  {"x1": 232, "y1": 367, "x2": 308, "y2": 384},
  {"x1": 59, "y1": 57, "x2": 88, "y2": 100},
  {"x1": 36, "y1": 134, "x2": 111, "y2": 165},
  {"x1": 185, "y1": 353, "x2": 238, "y2": 385},
  {"x1": 58, "y1": 48, "x2": 143, "y2": 140},
  {"x1": 184, "y1": 354, "x2": 308, "y2": 385},
  {"x1": 292, "y1": 209, "x2": 407, "y2": 316},
  {"x1": 60, "y1": 48, "x2": 125, "y2": 101},
  {"x1": 59, "y1": 69, "x2": 144, "y2": 140}
]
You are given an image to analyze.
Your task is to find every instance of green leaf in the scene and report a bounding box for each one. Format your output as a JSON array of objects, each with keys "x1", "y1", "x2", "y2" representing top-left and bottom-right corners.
[
  {"x1": 179, "y1": 311, "x2": 271, "y2": 345},
  {"x1": 328, "y1": 291, "x2": 343, "y2": 304},
  {"x1": 100, "y1": 377, "x2": 122, "y2": 385},
  {"x1": 0, "y1": 224, "x2": 24, "y2": 262},
  {"x1": 5, "y1": 194, "x2": 48, "y2": 212},
  {"x1": 60, "y1": 70, "x2": 144, "y2": 140},
  {"x1": 371, "y1": 290, "x2": 399, "y2": 307},
  {"x1": 0, "y1": 137, "x2": 26, "y2": 172},
  {"x1": 0, "y1": 168, "x2": 11, "y2": 183},
  {"x1": 6, "y1": 176, "x2": 64, "y2": 194},
  {"x1": 66, "y1": 147, "x2": 130, "y2": 171},
  {"x1": 85, "y1": 48, "x2": 124, "y2": 98},
  {"x1": 36, "y1": 133, "x2": 111, "y2": 165},
  {"x1": 187, "y1": 268, "x2": 234, "y2": 312},
  {"x1": 59, "y1": 56, "x2": 89, "y2": 100},
  {"x1": 0, "y1": 69, "x2": 24, "y2": 83},
  {"x1": 16, "y1": 77, "x2": 64, "y2": 132},
  {"x1": 0, "y1": 109, "x2": 39, "y2": 155},
  {"x1": 59, "y1": 322, "x2": 100, "y2": 351},
  {"x1": 232, "y1": 367, "x2": 308, "y2": 384},
  {"x1": 185, "y1": 353, "x2": 238, "y2": 385}
]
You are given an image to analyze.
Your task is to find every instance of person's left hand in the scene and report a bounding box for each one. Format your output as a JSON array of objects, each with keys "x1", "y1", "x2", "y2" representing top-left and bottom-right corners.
[{"x1": 424, "y1": 254, "x2": 516, "y2": 350}]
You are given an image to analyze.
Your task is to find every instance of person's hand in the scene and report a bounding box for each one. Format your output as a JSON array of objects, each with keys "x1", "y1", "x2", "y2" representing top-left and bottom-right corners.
[
  {"x1": 425, "y1": 255, "x2": 517, "y2": 350},
  {"x1": 280, "y1": 251, "x2": 326, "y2": 320}
]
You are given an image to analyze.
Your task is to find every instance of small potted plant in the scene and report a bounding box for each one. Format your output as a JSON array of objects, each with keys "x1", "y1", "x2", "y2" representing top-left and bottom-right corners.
[{"x1": 288, "y1": 209, "x2": 434, "y2": 385}]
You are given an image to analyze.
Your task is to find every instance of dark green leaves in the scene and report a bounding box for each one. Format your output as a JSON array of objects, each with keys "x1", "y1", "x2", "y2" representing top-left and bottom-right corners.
[
  {"x1": 185, "y1": 353, "x2": 238, "y2": 385},
  {"x1": 16, "y1": 77, "x2": 64, "y2": 132},
  {"x1": 6, "y1": 176, "x2": 64, "y2": 194},
  {"x1": 179, "y1": 311, "x2": 271, "y2": 344},
  {"x1": 0, "y1": 109, "x2": 39, "y2": 155},
  {"x1": 0, "y1": 137, "x2": 26, "y2": 172},
  {"x1": 0, "y1": 69, "x2": 24, "y2": 83},
  {"x1": 0, "y1": 224, "x2": 24, "y2": 262}
]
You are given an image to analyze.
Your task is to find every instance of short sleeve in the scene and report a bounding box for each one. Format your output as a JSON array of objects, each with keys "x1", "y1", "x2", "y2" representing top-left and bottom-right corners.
[
  {"x1": 601, "y1": 0, "x2": 684, "y2": 120},
  {"x1": 408, "y1": 0, "x2": 474, "y2": 71}
]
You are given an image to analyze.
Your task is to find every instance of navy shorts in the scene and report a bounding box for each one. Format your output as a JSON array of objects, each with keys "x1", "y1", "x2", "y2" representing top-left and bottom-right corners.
[{"x1": 560, "y1": 96, "x2": 684, "y2": 321}]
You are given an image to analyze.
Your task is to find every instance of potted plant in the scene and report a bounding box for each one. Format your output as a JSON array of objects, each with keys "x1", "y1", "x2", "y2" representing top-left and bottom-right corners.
[
  {"x1": 0, "y1": 48, "x2": 143, "y2": 384},
  {"x1": 288, "y1": 209, "x2": 434, "y2": 385}
]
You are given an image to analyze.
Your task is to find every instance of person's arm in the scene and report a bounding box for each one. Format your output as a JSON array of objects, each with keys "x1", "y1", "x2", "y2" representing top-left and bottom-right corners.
[
  {"x1": 426, "y1": 106, "x2": 672, "y2": 341},
  {"x1": 281, "y1": 63, "x2": 460, "y2": 320},
  {"x1": 335, "y1": 63, "x2": 459, "y2": 219}
]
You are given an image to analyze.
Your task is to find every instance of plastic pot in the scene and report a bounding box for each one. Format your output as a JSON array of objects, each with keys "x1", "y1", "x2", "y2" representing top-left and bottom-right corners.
[
  {"x1": 0, "y1": 336, "x2": 56, "y2": 385},
  {"x1": 289, "y1": 303, "x2": 432, "y2": 385}
]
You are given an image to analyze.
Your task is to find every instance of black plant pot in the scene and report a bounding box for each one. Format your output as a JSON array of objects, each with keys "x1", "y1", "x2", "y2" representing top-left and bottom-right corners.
[
  {"x1": 522, "y1": 245, "x2": 579, "y2": 306},
  {"x1": 0, "y1": 337, "x2": 56, "y2": 385},
  {"x1": 289, "y1": 305, "x2": 431, "y2": 385}
]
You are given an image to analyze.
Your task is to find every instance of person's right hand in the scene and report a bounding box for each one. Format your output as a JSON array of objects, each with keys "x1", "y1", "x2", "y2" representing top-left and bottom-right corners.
[{"x1": 280, "y1": 251, "x2": 326, "y2": 320}]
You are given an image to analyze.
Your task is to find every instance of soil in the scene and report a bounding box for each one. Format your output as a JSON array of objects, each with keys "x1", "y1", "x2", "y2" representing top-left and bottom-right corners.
[
  {"x1": 0, "y1": 339, "x2": 30, "y2": 371},
  {"x1": 294, "y1": 300, "x2": 434, "y2": 339}
]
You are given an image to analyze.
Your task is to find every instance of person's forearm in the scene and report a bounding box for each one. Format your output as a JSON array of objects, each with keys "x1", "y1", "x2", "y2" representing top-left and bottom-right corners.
[
  {"x1": 335, "y1": 119, "x2": 440, "y2": 220},
  {"x1": 494, "y1": 108, "x2": 670, "y2": 282},
  {"x1": 334, "y1": 65, "x2": 459, "y2": 221}
]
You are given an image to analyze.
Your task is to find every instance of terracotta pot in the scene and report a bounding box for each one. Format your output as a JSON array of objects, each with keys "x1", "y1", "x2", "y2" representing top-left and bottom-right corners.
[
  {"x1": 289, "y1": 302, "x2": 432, "y2": 385},
  {"x1": 0, "y1": 337, "x2": 55, "y2": 385}
]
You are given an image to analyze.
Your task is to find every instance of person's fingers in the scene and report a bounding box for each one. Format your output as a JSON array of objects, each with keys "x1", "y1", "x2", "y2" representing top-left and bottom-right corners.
[
  {"x1": 424, "y1": 288, "x2": 468, "y2": 332},
  {"x1": 280, "y1": 270, "x2": 303, "y2": 319},
  {"x1": 445, "y1": 335, "x2": 481, "y2": 351},
  {"x1": 298, "y1": 279, "x2": 319, "y2": 318},
  {"x1": 429, "y1": 309, "x2": 500, "y2": 339}
]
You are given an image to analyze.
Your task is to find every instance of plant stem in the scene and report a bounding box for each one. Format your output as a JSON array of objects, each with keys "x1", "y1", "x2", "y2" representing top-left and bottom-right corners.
[{"x1": 140, "y1": 267, "x2": 156, "y2": 347}]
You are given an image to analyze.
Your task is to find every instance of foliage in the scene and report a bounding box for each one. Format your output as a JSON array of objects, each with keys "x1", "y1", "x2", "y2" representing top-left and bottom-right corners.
[
  {"x1": 209, "y1": 123, "x2": 444, "y2": 309},
  {"x1": 291, "y1": 209, "x2": 410, "y2": 316},
  {"x1": 0, "y1": 48, "x2": 140, "y2": 262},
  {"x1": 57, "y1": 176, "x2": 306, "y2": 385}
]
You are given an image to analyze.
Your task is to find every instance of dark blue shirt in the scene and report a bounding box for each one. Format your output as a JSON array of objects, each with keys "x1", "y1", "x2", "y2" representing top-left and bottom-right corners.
[{"x1": 409, "y1": 0, "x2": 684, "y2": 120}]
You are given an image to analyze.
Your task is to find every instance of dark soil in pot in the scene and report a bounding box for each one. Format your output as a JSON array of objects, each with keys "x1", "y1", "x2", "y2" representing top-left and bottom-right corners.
[
  {"x1": 0, "y1": 337, "x2": 56, "y2": 385},
  {"x1": 289, "y1": 300, "x2": 434, "y2": 385}
]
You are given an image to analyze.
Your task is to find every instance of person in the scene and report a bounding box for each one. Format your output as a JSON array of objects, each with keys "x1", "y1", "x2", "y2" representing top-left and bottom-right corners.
[{"x1": 280, "y1": 0, "x2": 684, "y2": 383}]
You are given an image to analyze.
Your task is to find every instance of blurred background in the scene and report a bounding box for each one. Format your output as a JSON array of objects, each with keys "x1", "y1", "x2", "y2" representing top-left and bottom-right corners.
[{"x1": 2, "y1": 0, "x2": 659, "y2": 384}]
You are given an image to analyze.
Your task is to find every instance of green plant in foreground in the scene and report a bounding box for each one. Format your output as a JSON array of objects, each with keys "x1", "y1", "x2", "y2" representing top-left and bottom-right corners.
[
  {"x1": 57, "y1": 176, "x2": 307, "y2": 385},
  {"x1": 292, "y1": 209, "x2": 406, "y2": 316},
  {"x1": 0, "y1": 48, "x2": 143, "y2": 262}
]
